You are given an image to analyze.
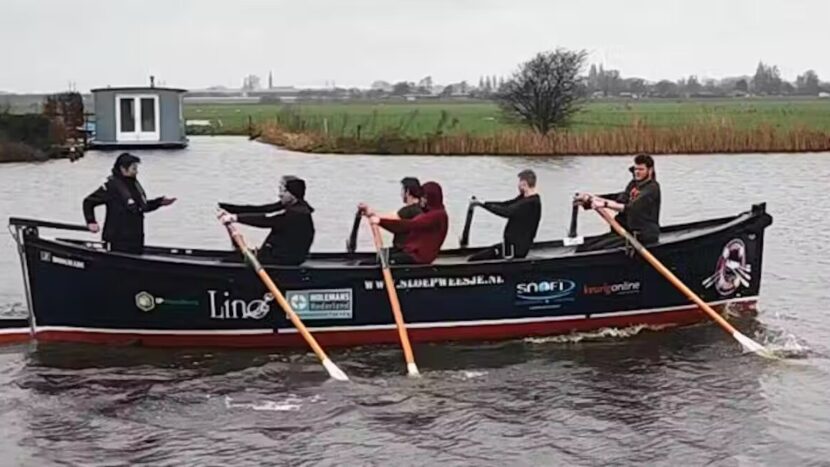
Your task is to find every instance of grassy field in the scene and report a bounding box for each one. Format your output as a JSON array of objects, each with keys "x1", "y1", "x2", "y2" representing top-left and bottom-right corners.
[{"x1": 184, "y1": 98, "x2": 830, "y2": 138}]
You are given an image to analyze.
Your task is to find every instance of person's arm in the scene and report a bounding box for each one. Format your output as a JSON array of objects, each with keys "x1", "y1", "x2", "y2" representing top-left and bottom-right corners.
[
  {"x1": 591, "y1": 196, "x2": 626, "y2": 212},
  {"x1": 378, "y1": 212, "x2": 435, "y2": 234},
  {"x1": 481, "y1": 196, "x2": 524, "y2": 218},
  {"x1": 145, "y1": 197, "x2": 164, "y2": 212},
  {"x1": 235, "y1": 211, "x2": 289, "y2": 230},
  {"x1": 219, "y1": 201, "x2": 283, "y2": 215},
  {"x1": 82, "y1": 185, "x2": 108, "y2": 225}
]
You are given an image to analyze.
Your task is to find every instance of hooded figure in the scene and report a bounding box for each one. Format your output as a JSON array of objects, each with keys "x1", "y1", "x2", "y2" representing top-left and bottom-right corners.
[
  {"x1": 82, "y1": 153, "x2": 174, "y2": 254},
  {"x1": 377, "y1": 181, "x2": 448, "y2": 265},
  {"x1": 219, "y1": 175, "x2": 315, "y2": 266}
]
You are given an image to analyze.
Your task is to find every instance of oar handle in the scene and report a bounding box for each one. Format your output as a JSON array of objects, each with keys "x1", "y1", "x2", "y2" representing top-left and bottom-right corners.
[
  {"x1": 346, "y1": 209, "x2": 362, "y2": 254},
  {"x1": 459, "y1": 198, "x2": 476, "y2": 248},
  {"x1": 567, "y1": 203, "x2": 579, "y2": 238}
]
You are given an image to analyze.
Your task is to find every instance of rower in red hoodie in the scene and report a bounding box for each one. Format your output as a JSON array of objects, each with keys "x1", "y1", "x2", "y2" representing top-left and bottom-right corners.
[{"x1": 365, "y1": 181, "x2": 448, "y2": 265}]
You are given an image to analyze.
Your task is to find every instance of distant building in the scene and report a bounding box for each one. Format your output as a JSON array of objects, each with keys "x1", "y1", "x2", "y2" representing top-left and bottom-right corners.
[{"x1": 89, "y1": 78, "x2": 188, "y2": 149}]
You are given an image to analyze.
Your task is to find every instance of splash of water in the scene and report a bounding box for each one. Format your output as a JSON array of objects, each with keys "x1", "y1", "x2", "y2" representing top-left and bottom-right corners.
[
  {"x1": 224, "y1": 395, "x2": 309, "y2": 412},
  {"x1": 523, "y1": 324, "x2": 668, "y2": 344},
  {"x1": 757, "y1": 331, "x2": 813, "y2": 359}
]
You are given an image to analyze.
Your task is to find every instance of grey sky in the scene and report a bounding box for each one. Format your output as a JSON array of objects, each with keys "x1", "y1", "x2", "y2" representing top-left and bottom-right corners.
[{"x1": 3, "y1": 0, "x2": 828, "y2": 93}]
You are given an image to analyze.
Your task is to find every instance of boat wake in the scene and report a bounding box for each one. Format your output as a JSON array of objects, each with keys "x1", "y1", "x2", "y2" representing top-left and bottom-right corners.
[
  {"x1": 523, "y1": 323, "x2": 669, "y2": 344},
  {"x1": 224, "y1": 394, "x2": 320, "y2": 412}
]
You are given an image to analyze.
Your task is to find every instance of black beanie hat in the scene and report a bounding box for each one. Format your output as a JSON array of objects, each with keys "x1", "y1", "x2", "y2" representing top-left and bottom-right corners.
[{"x1": 284, "y1": 178, "x2": 306, "y2": 199}]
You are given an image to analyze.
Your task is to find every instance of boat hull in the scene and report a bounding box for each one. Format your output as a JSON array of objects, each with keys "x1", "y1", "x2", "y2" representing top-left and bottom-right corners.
[{"x1": 9, "y1": 204, "x2": 772, "y2": 349}]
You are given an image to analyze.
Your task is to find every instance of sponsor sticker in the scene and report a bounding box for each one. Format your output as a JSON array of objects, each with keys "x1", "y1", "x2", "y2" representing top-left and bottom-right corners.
[
  {"x1": 286, "y1": 288, "x2": 353, "y2": 320},
  {"x1": 515, "y1": 279, "x2": 577, "y2": 310},
  {"x1": 135, "y1": 291, "x2": 200, "y2": 313},
  {"x1": 582, "y1": 280, "x2": 641, "y2": 296},
  {"x1": 364, "y1": 274, "x2": 504, "y2": 291}
]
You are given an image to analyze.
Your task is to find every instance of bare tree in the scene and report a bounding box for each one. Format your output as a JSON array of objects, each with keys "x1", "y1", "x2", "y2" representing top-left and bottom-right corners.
[{"x1": 496, "y1": 48, "x2": 587, "y2": 135}]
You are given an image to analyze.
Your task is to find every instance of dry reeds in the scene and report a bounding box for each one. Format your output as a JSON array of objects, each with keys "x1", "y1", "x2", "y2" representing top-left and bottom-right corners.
[{"x1": 259, "y1": 119, "x2": 830, "y2": 156}]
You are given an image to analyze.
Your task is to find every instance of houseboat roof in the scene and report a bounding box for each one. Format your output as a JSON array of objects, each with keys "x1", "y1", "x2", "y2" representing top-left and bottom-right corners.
[{"x1": 90, "y1": 86, "x2": 188, "y2": 93}]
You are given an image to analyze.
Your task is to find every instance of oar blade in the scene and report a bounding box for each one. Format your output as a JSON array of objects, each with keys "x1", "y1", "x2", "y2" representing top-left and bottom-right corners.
[
  {"x1": 323, "y1": 359, "x2": 350, "y2": 381},
  {"x1": 733, "y1": 331, "x2": 777, "y2": 359},
  {"x1": 407, "y1": 362, "x2": 421, "y2": 377}
]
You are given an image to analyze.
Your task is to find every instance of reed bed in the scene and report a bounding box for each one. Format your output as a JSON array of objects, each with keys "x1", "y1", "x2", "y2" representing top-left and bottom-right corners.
[{"x1": 260, "y1": 118, "x2": 830, "y2": 155}]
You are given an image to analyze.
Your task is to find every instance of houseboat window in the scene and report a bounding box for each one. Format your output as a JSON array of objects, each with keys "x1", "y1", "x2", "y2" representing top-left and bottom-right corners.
[
  {"x1": 140, "y1": 98, "x2": 156, "y2": 132},
  {"x1": 119, "y1": 98, "x2": 135, "y2": 132}
]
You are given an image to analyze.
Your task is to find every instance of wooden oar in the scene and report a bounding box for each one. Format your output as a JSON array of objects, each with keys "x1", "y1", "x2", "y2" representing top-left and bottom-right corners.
[
  {"x1": 459, "y1": 198, "x2": 476, "y2": 248},
  {"x1": 593, "y1": 207, "x2": 775, "y2": 358},
  {"x1": 346, "y1": 209, "x2": 362, "y2": 254},
  {"x1": 218, "y1": 214, "x2": 349, "y2": 381},
  {"x1": 367, "y1": 221, "x2": 420, "y2": 377}
]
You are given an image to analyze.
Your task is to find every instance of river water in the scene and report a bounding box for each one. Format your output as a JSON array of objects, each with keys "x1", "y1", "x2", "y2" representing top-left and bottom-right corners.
[{"x1": 0, "y1": 137, "x2": 828, "y2": 466}]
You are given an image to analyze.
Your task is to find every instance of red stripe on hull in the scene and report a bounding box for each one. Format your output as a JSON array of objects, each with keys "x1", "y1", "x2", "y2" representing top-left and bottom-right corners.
[
  {"x1": 0, "y1": 330, "x2": 31, "y2": 345},
  {"x1": 33, "y1": 301, "x2": 757, "y2": 348}
]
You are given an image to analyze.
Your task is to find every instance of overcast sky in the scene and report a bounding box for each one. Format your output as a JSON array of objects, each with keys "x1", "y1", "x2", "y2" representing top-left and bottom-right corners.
[{"x1": 2, "y1": 0, "x2": 828, "y2": 93}]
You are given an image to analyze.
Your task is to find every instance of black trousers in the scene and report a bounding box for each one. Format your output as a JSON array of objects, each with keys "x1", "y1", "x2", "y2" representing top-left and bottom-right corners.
[{"x1": 109, "y1": 240, "x2": 143, "y2": 255}]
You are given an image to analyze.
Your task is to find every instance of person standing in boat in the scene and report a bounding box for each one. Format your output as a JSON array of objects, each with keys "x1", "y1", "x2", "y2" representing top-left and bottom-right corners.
[
  {"x1": 82, "y1": 153, "x2": 176, "y2": 254},
  {"x1": 217, "y1": 175, "x2": 314, "y2": 266},
  {"x1": 468, "y1": 169, "x2": 542, "y2": 261},
  {"x1": 362, "y1": 181, "x2": 448, "y2": 265},
  {"x1": 575, "y1": 154, "x2": 661, "y2": 249}
]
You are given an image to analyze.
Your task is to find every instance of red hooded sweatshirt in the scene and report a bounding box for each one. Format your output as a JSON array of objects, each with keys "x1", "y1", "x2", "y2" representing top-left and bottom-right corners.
[{"x1": 379, "y1": 181, "x2": 448, "y2": 264}]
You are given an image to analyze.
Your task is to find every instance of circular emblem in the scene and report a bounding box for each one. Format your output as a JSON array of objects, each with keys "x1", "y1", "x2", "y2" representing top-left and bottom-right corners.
[
  {"x1": 135, "y1": 291, "x2": 156, "y2": 312},
  {"x1": 290, "y1": 294, "x2": 308, "y2": 311},
  {"x1": 702, "y1": 239, "x2": 750, "y2": 296}
]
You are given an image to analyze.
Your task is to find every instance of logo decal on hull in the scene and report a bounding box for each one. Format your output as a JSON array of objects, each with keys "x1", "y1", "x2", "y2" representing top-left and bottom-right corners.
[
  {"x1": 135, "y1": 291, "x2": 200, "y2": 313},
  {"x1": 135, "y1": 291, "x2": 156, "y2": 312},
  {"x1": 583, "y1": 280, "x2": 641, "y2": 297},
  {"x1": 208, "y1": 290, "x2": 273, "y2": 320},
  {"x1": 515, "y1": 279, "x2": 577, "y2": 310},
  {"x1": 702, "y1": 238, "x2": 751, "y2": 296},
  {"x1": 285, "y1": 289, "x2": 353, "y2": 320},
  {"x1": 364, "y1": 274, "x2": 504, "y2": 291}
]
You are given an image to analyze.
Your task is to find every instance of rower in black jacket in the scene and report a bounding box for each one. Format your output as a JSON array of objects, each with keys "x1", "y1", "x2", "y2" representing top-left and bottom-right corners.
[
  {"x1": 218, "y1": 176, "x2": 314, "y2": 266},
  {"x1": 468, "y1": 169, "x2": 542, "y2": 261}
]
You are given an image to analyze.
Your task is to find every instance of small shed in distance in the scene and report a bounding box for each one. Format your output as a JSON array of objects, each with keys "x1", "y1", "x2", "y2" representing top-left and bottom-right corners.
[{"x1": 90, "y1": 77, "x2": 188, "y2": 149}]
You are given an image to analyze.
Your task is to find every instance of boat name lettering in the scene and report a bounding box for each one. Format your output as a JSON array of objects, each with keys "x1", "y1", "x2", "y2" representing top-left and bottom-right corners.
[
  {"x1": 364, "y1": 274, "x2": 504, "y2": 291},
  {"x1": 208, "y1": 290, "x2": 272, "y2": 320},
  {"x1": 40, "y1": 251, "x2": 85, "y2": 270},
  {"x1": 582, "y1": 280, "x2": 641, "y2": 296}
]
